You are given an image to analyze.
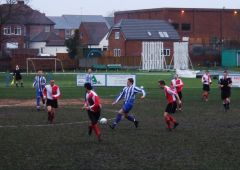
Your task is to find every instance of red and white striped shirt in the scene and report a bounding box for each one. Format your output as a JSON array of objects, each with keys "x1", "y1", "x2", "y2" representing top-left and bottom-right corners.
[
  {"x1": 164, "y1": 86, "x2": 177, "y2": 103},
  {"x1": 202, "y1": 74, "x2": 212, "y2": 85},
  {"x1": 85, "y1": 90, "x2": 101, "y2": 113},
  {"x1": 43, "y1": 84, "x2": 61, "y2": 100},
  {"x1": 171, "y1": 78, "x2": 184, "y2": 92}
]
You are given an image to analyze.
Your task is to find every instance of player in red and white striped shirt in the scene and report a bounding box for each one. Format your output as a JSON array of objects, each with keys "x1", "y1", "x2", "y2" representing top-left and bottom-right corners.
[
  {"x1": 201, "y1": 70, "x2": 212, "y2": 102},
  {"x1": 43, "y1": 79, "x2": 61, "y2": 124},
  {"x1": 159, "y1": 80, "x2": 180, "y2": 131},
  {"x1": 82, "y1": 82, "x2": 102, "y2": 142},
  {"x1": 171, "y1": 74, "x2": 184, "y2": 111}
]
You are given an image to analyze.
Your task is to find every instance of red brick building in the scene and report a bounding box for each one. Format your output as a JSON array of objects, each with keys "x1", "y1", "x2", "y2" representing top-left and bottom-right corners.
[
  {"x1": 107, "y1": 19, "x2": 179, "y2": 62},
  {"x1": 0, "y1": 1, "x2": 55, "y2": 52},
  {"x1": 114, "y1": 8, "x2": 240, "y2": 65},
  {"x1": 115, "y1": 8, "x2": 240, "y2": 43}
]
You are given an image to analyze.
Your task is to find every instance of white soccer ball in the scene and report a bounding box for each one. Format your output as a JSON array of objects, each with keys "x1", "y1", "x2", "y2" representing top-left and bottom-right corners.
[
  {"x1": 140, "y1": 86, "x2": 144, "y2": 89},
  {"x1": 99, "y1": 118, "x2": 108, "y2": 124}
]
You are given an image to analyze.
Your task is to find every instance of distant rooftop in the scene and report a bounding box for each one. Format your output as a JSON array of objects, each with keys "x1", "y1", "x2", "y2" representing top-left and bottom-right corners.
[
  {"x1": 111, "y1": 19, "x2": 180, "y2": 40},
  {"x1": 48, "y1": 15, "x2": 112, "y2": 29}
]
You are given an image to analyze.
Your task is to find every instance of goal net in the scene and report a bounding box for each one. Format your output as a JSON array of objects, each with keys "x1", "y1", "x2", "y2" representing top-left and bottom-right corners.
[{"x1": 26, "y1": 58, "x2": 64, "y2": 74}]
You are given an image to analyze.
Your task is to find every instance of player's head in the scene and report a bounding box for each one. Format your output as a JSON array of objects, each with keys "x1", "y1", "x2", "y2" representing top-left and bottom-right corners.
[
  {"x1": 158, "y1": 80, "x2": 165, "y2": 89},
  {"x1": 205, "y1": 70, "x2": 209, "y2": 74},
  {"x1": 37, "y1": 70, "x2": 43, "y2": 75},
  {"x1": 50, "y1": 80, "x2": 55, "y2": 86},
  {"x1": 223, "y1": 70, "x2": 228, "y2": 78},
  {"x1": 16, "y1": 65, "x2": 19, "y2": 70},
  {"x1": 88, "y1": 68, "x2": 92, "y2": 74},
  {"x1": 127, "y1": 78, "x2": 134, "y2": 86},
  {"x1": 84, "y1": 82, "x2": 92, "y2": 91},
  {"x1": 174, "y1": 74, "x2": 178, "y2": 79}
]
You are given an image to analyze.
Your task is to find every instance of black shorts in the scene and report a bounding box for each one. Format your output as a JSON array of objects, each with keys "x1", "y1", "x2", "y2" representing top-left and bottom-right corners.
[
  {"x1": 165, "y1": 102, "x2": 177, "y2": 114},
  {"x1": 46, "y1": 99, "x2": 58, "y2": 108},
  {"x1": 88, "y1": 110, "x2": 101, "y2": 124},
  {"x1": 221, "y1": 90, "x2": 231, "y2": 100},
  {"x1": 15, "y1": 75, "x2": 22, "y2": 81},
  {"x1": 203, "y1": 84, "x2": 210, "y2": 91},
  {"x1": 178, "y1": 91, "x2": 183, "y2": 100}
]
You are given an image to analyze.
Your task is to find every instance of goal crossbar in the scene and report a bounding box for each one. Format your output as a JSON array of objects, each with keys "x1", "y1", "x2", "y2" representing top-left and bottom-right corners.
[{"x1": 26, "y1": 58, "x2": 64, "y2": 74}]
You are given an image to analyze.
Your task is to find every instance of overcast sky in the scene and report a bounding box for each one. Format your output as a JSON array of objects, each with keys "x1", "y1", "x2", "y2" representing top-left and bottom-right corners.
[{"x1": 29, "y1": 0, "x2": 240, "y2": 16}]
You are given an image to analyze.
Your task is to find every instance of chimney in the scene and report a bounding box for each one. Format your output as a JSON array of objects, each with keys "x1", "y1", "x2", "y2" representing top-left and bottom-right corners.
[{"x1": 17, "y1": 0, "x2": 25, "y2": 5}]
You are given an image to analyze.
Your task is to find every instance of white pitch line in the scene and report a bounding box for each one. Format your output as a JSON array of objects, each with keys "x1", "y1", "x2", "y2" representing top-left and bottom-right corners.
[{"x1": 0, "y1": 118, "x2": 115, "y2": 128}]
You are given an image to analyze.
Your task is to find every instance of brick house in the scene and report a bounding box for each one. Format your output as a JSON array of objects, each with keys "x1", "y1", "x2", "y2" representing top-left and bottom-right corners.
[
  {"x1": 107, "y1": 19, "x2": 179, "y2": 61},
  {"x1": 0, "y1": 0, "x2": 55, "y2": 52},
  {"x1": 114, "y1": 8, "x2": 240, "y2": 65},
  {"x1": 79, "y1": 22, "x2": 109, "y2": 49}
]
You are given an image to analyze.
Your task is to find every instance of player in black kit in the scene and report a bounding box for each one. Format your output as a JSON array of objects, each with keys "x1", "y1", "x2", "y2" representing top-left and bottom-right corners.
[
  {"x1": 218, "y1": 70, "x2": 232, "y2": 111},
  {"x1": 13, "y1": 65, "x2": 23, "y2": 87}
]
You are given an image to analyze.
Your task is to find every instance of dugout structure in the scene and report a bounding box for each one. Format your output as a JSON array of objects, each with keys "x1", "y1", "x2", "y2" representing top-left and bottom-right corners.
[{"x1": 26, "y1": 58, "x2": 64, "y2": 74}]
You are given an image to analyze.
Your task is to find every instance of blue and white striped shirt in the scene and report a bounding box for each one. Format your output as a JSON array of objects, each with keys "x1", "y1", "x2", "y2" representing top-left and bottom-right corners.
[
  {"x1": 85, "y1": 73, "x2": 93, "y2": 86},
  {"x1": 33, "y1": 76, "x2": 46, "y2": 92},
  {"x1": 115, "y1": 85, "x2": 146, "y2": 104}
]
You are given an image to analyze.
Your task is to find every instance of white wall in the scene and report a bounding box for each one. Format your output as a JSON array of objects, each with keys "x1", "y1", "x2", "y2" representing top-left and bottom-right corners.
[
  {"x1": 88, "y1": 33, "x2": 108, "y2": 50},
  {"x1": 29, "y1": 42, "x2": 67, "y2": 56}
]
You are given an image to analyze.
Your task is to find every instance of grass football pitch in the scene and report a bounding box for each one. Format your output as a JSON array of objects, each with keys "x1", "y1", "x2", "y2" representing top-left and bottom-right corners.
[{"x1": 0, "y1": 72, "x2": 240, "y2": 170}]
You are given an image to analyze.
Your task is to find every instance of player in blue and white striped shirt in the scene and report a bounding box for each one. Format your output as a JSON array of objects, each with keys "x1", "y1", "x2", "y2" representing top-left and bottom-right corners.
[
  {"x1": 109, "y1": 78, "x2": 146, "y2": 129},
  {"x1": 33, "y1": 70, "x2": 46, "y2": 111}
]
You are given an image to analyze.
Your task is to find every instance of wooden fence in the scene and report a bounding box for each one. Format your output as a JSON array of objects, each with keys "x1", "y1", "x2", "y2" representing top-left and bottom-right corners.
[{"x1": 79, "y1": 56, "x2": 142, "y2": 69}]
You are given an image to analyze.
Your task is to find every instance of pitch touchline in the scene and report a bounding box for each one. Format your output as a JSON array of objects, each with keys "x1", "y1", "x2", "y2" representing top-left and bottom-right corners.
[{"x1": 0, "y1": 118, "x2": 114, "y2": 128}]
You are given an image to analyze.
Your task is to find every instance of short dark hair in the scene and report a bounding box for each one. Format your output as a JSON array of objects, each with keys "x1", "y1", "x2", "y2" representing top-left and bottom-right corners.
[
  {"x1": 84, "y1": 82, "x2": 92, "y2": 90},
  {"x1": 158, "y1": 80, "x2": 165, "y2": 85},
  {"x1": 128, "y1": 78, "x2": 134, "y2": 84}
]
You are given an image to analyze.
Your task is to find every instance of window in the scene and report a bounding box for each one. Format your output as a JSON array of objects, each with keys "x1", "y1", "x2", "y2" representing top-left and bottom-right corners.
[
  {"x1": 80, "y1": 32, "x2": 83, "y2": 39},
  {"x1": 163, "y1": 49, "x2": 170, "y2": 56},
  {"x1": 45, "y1": 26, "x2": 50, "y2": 32},
  {"x1": 115, "y1": 32, "x2": 120, "y2": 39},
  {"x1": 114, "y1": 49, "x2": 121, "y2": 57},
  {"x1": 14, "y1": 27, "x2": 21, "y2": 35},
  {"x1": 3, "y1": 27, "x2": 11, "y2": 35},
  {"x1": 158, "y1": 31, "x2": 169, "y2": 38},
  {"x1": 6, "y1": 42, "x2": 18, "y2": 49},
  {"x1": 172, "y1": 23, "x2": 179, "y2": 30},
  {"x1": 65, "y1": 29, "x2": 71, "y2": 39},
  {"x1": 147, "y1": 31, "x2": 152, "y2": 36},
  {"x1": 181, "y1": 23, "x2": 191, "y2": 31}
]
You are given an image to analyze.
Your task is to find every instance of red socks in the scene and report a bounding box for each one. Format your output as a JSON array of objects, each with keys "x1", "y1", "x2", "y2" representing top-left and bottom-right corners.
[
  {"x1": 165, "y1": 115, "x2": 177, "y2": 129},
  {"x1": 92, "y1": 123, "x2": 101, "y2": 139}
]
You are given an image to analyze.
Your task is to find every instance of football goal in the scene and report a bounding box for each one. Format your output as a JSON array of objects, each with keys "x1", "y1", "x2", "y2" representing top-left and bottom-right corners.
[{"x1": 26, "y1": 58, "x2": 64, "y2": 74}]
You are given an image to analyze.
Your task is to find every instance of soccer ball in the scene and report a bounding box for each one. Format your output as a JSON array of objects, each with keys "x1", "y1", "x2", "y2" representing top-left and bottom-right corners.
[
  {"x1": 140, "y1": 86, "x2": 144, "y2": 89},
  {"x1": 99, "y1": 118, "x2": 108, "y2": 124}
]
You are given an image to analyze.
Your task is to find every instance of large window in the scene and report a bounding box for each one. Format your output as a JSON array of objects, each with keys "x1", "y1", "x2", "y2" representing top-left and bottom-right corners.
[
  {"x1": 114, "y1": 48, "x2": 121, "y2": 57},
  {"x1": 181, "y1": 23, "x2": 191, "y2": 31},
  {"x1": 3, "y1": 27, "x2": 11, "y2": 35},
  {"x1": 13, "y1": 27, "x2": 21, "y2": 35},
  {"x1": 115, "y1": 32, "x2": 120, "y2": 39}
]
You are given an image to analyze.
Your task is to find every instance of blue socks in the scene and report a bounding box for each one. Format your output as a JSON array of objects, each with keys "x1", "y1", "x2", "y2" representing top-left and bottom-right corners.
[{"x1": 126, "y1": 115, "x2": 135, "y2": 122}]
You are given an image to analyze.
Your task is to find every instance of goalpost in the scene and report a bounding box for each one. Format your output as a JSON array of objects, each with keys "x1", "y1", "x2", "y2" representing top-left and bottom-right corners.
[{"x1": 26, "y1": 58, "x2": 64, "y2": 74}]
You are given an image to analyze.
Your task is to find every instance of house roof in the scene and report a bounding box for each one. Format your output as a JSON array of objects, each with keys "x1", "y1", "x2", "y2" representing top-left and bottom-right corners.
[
  {"x1": 81, "y1": 22, "x2": 109, "y2": 45},
  {"x1": 31, "y1": 31, "x2": 63, "y2": 42},
  {"x1": 46, "y1": 40, "x2": 65, "y2": 46},
  {"x1": 111, "y1": 19, "x2": 180, "y2": 40},
  {"x1": 48, "y1": 15, "x2": 111, "y2": 29},
  {"x1": 0, "y1": 2, "x2": 54, "y2": 25},
  {"x1": 104, "y1": 17, "x2": 114, "y2": 27}
]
